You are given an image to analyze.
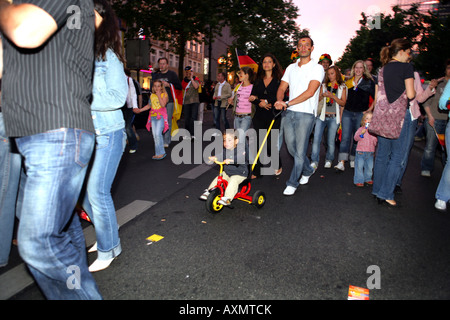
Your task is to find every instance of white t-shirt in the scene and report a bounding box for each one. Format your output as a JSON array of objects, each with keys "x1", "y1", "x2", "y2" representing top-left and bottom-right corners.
[{"x1": 281, "y1": 59, "x2": 325, "y2": 115}]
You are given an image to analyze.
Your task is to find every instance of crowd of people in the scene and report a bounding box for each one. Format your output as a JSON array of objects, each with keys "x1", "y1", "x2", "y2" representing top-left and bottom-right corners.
[{"x1": 0, "y1": 0, "x2": 449, "y2": 300}]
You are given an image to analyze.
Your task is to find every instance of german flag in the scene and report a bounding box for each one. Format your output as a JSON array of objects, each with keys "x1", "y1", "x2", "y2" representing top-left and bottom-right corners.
[{"x1": 235, "y1": 48, "x2": 258, "y2": 72}]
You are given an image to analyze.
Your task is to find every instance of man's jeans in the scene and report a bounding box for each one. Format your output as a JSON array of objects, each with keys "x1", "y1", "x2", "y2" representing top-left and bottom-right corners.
[
  {"x1": 282, "y1": 110, "x2": 315, "y2": 188},
  {"x1": 213, "y1": 105, "x2": 230, "y2": 131},
  {"x1": 421, "y1": 118, "x2": 447, "y2": 173},
  {"x1": 372, "y1": 112, "x2": 411, "y2": 201},
  {"x1": 15, "y1": 128, "x2": 102, "y2": 300},
  {"x1": 354, "y1": 151, "x2": 374, "y2": 184},
  {"x1": 123, "y1": 107, "x2": 138, "y2": 150},
  {"x1": 184, "y1": 103, "x2": 199, "y2": 137},
  {"x1": 163, "y1": 102, "x2": 174, "y2": 145},
  {"x1": 0, "y1": 113, "x2": 22, "y2": 266},
  {"x1": 311, "y1": 116, "x2": 339, "y2": 165},
  {"x1": 82, "y1": 128, "x2": 125, "y2": 261},
  {"x1": 338, "y1": 110, "x2": 364, "y2": 162},
  {"x1": 436, "y1": 121, "x2": 450, "y2": 202}
]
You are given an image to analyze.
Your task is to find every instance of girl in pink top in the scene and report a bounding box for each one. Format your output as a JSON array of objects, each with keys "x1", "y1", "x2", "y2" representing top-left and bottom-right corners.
[
  {"x1": 353, "y1": 112, "x2": 378, "y2": 186},
  {"x1": 229, "y1": 67, "x2": 255, "y2": 137}
]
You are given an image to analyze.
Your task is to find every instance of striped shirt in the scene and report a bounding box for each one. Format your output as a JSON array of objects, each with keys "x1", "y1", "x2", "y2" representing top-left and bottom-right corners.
[{"x1": 1, "y1": 0, "x2": 95, "y2": 137}]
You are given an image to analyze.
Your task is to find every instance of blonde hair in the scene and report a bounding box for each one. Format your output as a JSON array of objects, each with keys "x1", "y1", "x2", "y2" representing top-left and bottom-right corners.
[
  {"x1": 350, "y1": 60, "x2": 373, "y2": 81},
  {"x1": 361, "y1": 111, "x2": 373, "y2": 126},
  {"x1": 152, "y1": 79, "x2": 163, "y2": 94}
]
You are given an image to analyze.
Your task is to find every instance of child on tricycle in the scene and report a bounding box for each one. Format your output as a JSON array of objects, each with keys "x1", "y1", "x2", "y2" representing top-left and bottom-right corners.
[{"x1": 200, "y1": 130, "x2": 249, "y2": 206}]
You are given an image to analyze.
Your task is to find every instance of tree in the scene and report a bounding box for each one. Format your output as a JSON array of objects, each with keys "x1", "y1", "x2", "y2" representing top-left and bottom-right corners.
[
  {"x1": 336, "y1": 3, "x2": 450, "y2": 80},
  {"x1": 227, "y1": 0, "x2": 303, "y2": 69},
  {"x1": 112, "y1": 0, "x2": 227, "y2": 77}
]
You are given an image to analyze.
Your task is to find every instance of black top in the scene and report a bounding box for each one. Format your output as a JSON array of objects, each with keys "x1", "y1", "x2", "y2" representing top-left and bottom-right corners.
[
  {"x1": 151, "y1": 70, "x2": 182, "y2": 103},
  {"x1": 217, "y1": 144, "x2": 250, "y2": 178},
  {"x1": 345, "y1": 77, "x2": 376, "y2": 113},
  {"x1": 250, "y1": 77, "x2": 281, "y2": 121},
  {"x1": 1, "y1": 0, "x2": 96, "y2": 137},
  {"x1": 383, "y1": 61, "x2": 414, "y2": 104}
]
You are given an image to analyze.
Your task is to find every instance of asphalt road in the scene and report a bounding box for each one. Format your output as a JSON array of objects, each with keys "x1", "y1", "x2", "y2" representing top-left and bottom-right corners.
[{"x1": 4, "y1": 109, "x2": 450, "y2": 302}]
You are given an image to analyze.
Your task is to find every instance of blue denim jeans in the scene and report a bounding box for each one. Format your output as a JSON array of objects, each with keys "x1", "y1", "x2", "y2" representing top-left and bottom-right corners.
[
  {"x1": 82, "y1": 128, "x2": 125, "y2": 261},
  {"x1": 339, "y1": 110, "x2": 364, "y2": 162},
  {"x1": 151, "y1": 116, "x2": 166, "y2": 156},
  {"x1": 213, "y1": 106, "x2": 230, "y2": 131},
  {"x1": 234, "y1": 115, "x2": 252, "y2": 139},
  {"x1": 354, "y1": 151, "x2": 374, "y2": 184},
  {"x1": 372, "y1": 112, "x2": 411, "y2": 201},
  {"x1": 282, "y1": 110, "x2": 315, "y2": 188},
  {"x1": 397, "y1": 116, "x2": 417, "y2": 186},
  {"x1": 163, "y1": 102, "x2": 174, "y2": 145},
  {"x1": 0, "y1": 113, "x2": 22, "y2": 266},
  {"x1": 15, "y1": 128, "x2": 102, "y2": 299},
  {"x1": 436, "y1": 121, "x2": 450, "y2": 202},
  {"x1": 311, "y1": 116, "x2": 339, "y2": 164},
  {"x1": 421, "y1": 118, "x2": 447, "y2": 173},
  {"x1": 123, "y1": 107, "x2": 138, "y2": 150}
]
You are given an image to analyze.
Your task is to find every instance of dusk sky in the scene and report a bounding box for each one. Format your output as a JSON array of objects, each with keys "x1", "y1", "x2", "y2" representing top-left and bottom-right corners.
[{"x1": 293, "y1": 0, "x2": 399, "y2": 63}]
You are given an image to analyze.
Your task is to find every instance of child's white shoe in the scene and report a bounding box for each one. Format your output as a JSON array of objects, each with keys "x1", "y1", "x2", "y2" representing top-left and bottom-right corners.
[
  {"x1": 218, "y1": 197, "x2": 231, "y2": 206},
  {"x1": 199, "y1": 189, "x2": 210, "y2": 200}
]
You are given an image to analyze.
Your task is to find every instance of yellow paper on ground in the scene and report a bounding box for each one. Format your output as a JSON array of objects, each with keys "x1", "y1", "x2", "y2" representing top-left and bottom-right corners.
[
  {"x1": 348, "y1": 285, "x2": 369, "y2": 300},
  {"x1": 146, "y1": 234, "x2": 164, "y2": 242}
]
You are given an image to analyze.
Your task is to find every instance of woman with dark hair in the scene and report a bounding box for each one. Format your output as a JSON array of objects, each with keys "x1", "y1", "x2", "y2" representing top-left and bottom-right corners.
[
  {"x1": 372, "y1": 38, "x2": 415, "y2": 207},
  {"x1": 82, "y1": 0, "x2": 128, "y2": 272},
  {"x1": 249, "y1": 53, "x2": 283, "y2": 177}
]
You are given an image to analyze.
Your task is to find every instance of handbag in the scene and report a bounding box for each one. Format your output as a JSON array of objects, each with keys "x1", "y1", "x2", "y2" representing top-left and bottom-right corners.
[{"x1": 369, "y1": 67, "x2": 407, "y2": 139}]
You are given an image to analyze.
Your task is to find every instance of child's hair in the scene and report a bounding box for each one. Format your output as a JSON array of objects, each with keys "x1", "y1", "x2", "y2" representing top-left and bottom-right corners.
[
  {"x1": 361, "y1": 112, "x2": 373, "y2": 126},
  {"x1": 223, "y1": 130, "x2": 239, "y2": 141},
  {"x1": 152, "y1": 79, "x2": 163, "y2": 94},
  {"x1": 239, "y1": 66, "x2": 255, "y2": 83}
]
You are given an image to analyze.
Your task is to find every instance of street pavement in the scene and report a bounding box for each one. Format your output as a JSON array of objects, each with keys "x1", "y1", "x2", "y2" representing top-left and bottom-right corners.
[{"x1": 3, "y1": 108, "x2": 450, "y2": 301}]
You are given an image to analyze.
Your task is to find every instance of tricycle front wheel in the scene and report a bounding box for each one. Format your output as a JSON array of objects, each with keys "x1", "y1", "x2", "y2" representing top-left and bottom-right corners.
[{"x1": 206, "y1": 188, "x2": 224, "y2": 214}]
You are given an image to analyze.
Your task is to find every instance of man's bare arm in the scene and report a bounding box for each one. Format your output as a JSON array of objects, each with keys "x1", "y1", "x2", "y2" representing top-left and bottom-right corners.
[{"x1": 0, "y1": 1, "x2": 58, "y2": 49}]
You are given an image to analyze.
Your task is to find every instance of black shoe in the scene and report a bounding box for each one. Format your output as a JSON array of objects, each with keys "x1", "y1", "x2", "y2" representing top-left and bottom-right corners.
[{"x1": 394, "y1": 185, "x2": 402, "y2": 194}]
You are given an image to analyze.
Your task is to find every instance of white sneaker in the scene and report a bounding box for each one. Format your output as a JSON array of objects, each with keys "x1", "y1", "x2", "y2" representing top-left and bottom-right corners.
[
  {"x1": 435, "y1": 199, "x2": 447, "y2": 211},
  {"x1": 334, "y1": 162, "x2": 345, "y2": 171},
  {"x1": 283, "y1": 186, "x2": 297, "y2": 196},
  {"x1": 299, "y1": 175, "x2": 311, "y2": 185},
  {"x1": 311, "y1": 162, "x2": 318, "y2": 170},
  {"x1": 350, "y1": 160, "x2": 355, "y2": 168},
  {"x1": 421, "y1": 170, "x2": 431, "y2": 177},
  {"x1": 217, "y1": 197, "x2": 231, "y2": 206},
  {"x1": 324, "y1": 161, "x2": 332, "y2": 168},
  {"x1": 199, "y1": 189, "x2": 210, "y2": 200}
]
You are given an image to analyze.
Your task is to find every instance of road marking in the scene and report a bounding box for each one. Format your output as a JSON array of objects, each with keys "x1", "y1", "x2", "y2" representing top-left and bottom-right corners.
[
  {"x1": 0, "y1": 200, "x2": 156, "y2": 300},
  {"x1": 178, "y1": 163, "x2": 212, "y2": 179}
]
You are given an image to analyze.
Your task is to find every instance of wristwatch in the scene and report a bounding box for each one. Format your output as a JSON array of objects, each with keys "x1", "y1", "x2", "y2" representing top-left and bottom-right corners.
[{"x1": 286, "y1": 101, "x2": 290, "y2": 108}]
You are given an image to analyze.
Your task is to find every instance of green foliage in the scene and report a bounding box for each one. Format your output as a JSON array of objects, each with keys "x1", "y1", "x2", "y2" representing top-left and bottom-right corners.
[{"x1": 112, "y1": 0, "x2": 303, "y2": 76}]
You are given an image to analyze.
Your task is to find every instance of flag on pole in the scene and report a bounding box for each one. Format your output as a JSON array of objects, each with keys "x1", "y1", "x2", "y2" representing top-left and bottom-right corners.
[
  {"x1": 235, "y1": 48, "x2": 258, "y2": 72},
  {"x1": 170, "y1": 84, "x2": 184, "y2": 136}
]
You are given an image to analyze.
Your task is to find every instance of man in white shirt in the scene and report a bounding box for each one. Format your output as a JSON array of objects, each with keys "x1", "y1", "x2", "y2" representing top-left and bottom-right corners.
[{"x1": 275, "y1": 36, "x2": 325, "y2": 195}]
